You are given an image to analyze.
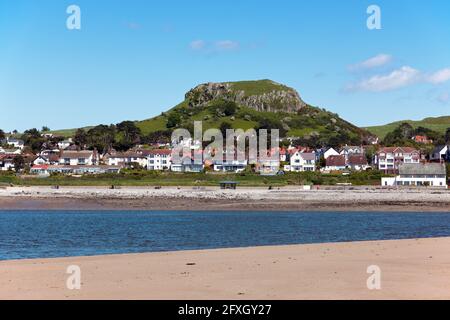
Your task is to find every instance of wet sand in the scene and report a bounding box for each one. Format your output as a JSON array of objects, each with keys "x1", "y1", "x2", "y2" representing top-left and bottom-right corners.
[{"x1": 1, "y1": 237, "x2": 450, "y2": 300}]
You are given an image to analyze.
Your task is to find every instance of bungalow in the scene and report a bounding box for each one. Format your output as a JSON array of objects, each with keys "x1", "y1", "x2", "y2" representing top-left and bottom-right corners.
[
  {"x1": 289, "y1": 152, "x2": 316, "y2": 172},
  {"x1": 213, "y1": 159, "x2": 248, "y2": 173},
  {"x1": 381, "y1": 163, "x2": 447, "y2": 188},
  {"x1": 2, "y1": 137, "x2": 25, "y2": 150},
  {"x1": 59, "y1": 150, "x2": 97, "y2": 166},
  {"x1": 323, "y1": 155, "x2": 346, "y2": 171},
  {"x1": 105, "y1": 151, "x2": 147, "y2": 168},
  {"x1": 30, "y1": 164, "x2": 50, "y2": 176},
  {"x1": 147, "y1": 149, "x2": 172, "y2": 171},
  {"x1": 375, "y1": 147, "x2": 420, "y2": 173},
  {"x1": 257, "y1": 159, "x2": 280, "y2": 175},
  {"x1": 347, "y1": 154, "x2": 370, "y2": 171},
  {"x1": 46, "y1": 165, "x2": 122, "y2": 175},
  {"x1": 0, "y1": 154, "x2": 15, "y2": 171},
  {"x1": 171, "y1": 157, "x2": 204, "y2": 173},
  {"x1": 430, "y1": 145, "x2": 449, "y2": 162}
]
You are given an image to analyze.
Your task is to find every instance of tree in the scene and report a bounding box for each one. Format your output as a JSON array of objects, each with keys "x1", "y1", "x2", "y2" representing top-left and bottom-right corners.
[
  {"x1": 223, "y1": 101, "x2": 237, "y2": 116},
  {"x1": 115, "y1": 121, "x2": 141, "y2": 150},
  {"x1": 445, "y1": 128, "x2": 450, "y2": 143},
  {"x1": 41, "y1": 126, "x2": 50, "y2": 132},
  {"x1": 0, "y1": 129, "x2": 5, "y2": 142},
  {"x1": 166, "y1": 113, "x2": 181, "y2": 128},
  {"x1": 74, "y1": 128, "x2": 88, "y2": 147},
  {"x1": 86, "y1": 125, "x2": 116, "y2": 153},
  {"x1": 21, "y1": 128, "x2": 45, "y2": 153},
  {"x1": 13, "y1": 155, "x2": 25, "y2": 172}
]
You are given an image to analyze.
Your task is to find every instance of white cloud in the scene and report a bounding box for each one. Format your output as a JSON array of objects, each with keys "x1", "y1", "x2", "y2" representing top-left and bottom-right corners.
[
  {"x1": 426, "y1": 68, "x2": 450, "y2": 84},
  {"x1": 214, "y1": 40, "x2": 240, "y2": 51},
  {"x1": 345, "y1": 66, "x2": 421, "y2": 92},
  {"x1": 349, "y1": 54, "x2": 392, "y2": 71},
  {"x1": 189, "y1": 40, "x2": 206, "y2": 50}
]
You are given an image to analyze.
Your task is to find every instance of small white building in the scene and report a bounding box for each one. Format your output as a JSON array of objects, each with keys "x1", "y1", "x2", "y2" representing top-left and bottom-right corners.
[
  {"x1": 147, "y1": 149, "x2": 172, "y2": 171},
  {"x1": 106, "y1": 151, "x2": 147, "y2": 168},
  {"x1": 258, "y1": 159, "x2": 280, "y2": 175},
  {"x1": 3, "y1": 138, "x2": 25, "y2": 150},
  {"x1": 347, "y1": 154, "x2": 370, "y2": 171},
  {"x1": 171, "y1": 157, "x2": 204, "y2": 173},
  {"x1": 58, "y1": 139, "x2": 73, "y2": 150},
  {"x1": 381, "y1": 163, "x2": 447, "y2": 188},
  {"x1": 289, "y1": 152, "x2": 316, "y2": 172},
  {"x1": 213, "y1": 159, "x2": 248, "y2": 173},
  {"x1": 59, "y1": 150, "x2": 97, "y2": 166},
  {"x1": 0, "y1": 155, "x2": 15, "y2": 171},
  {"x1": 323, "y1": 155, "x2": 346, "y2": 171}
]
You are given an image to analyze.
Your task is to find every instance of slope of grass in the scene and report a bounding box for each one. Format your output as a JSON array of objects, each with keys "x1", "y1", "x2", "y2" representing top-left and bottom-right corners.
[
  {"x1": 366, "y1": 116, "x2": 450, "y2": 139},
  {"x1": 227, "y1": 79, "x2": 291, "y2": 96}
]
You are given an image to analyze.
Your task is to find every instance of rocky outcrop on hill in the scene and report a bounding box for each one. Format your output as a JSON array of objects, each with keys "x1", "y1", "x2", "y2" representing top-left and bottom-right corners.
[{"x1": 185, "y1": 80, "x2": 306, "y2": 113}]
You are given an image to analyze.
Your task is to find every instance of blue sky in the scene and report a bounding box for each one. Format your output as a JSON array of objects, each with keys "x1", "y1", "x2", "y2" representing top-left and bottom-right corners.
[{"x1": 0, "y1": 0, "x2": 449, "y2": 132}]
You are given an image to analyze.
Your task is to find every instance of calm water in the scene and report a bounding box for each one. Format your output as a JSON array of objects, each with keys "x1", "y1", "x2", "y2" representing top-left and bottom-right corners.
[{"x1": 1, "y1": 210, "x2": 450, "y2": 260}]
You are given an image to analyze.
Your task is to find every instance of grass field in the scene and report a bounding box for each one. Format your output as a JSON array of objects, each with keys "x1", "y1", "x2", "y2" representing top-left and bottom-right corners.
[{"x1": 0, "y1": 170, "x2": 385, "y2": 187}]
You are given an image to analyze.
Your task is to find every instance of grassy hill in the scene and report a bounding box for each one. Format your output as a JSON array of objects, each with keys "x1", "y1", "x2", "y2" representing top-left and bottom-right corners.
[
  {"x1": 51, "y1": 79, "x2": 374, "y2": 146},
  {"x1": 366, "y1": 116, "x2": 450, "y2": 139}
]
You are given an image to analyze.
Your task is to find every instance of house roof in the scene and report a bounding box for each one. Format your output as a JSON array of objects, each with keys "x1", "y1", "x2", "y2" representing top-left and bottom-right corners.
[
  {"x1": 348, "y1": 154, "x2": 368, "y2": 166},
  {"x1": 399, "y1": 163, "x2": 446, "y2": 175},
  {"x1": 299, "y1": 152, "x2": 315, "y2": 161},
  {"x1": 378, "y1": 147, "x2": 419, "y2": 154},
  {"x1": 326, "y1": 155, "x2": 346, "y2": 167},
  {"x1": 432, "y1": 145, "x2": 448, "y2": 154},
  {"x1": 60, "y1": 150, "x2": 93, "y2": 159},
  {"x1": 31, "y1": 165, "x2": 49, "y2": 169},
  {"x1": 147, "y1": 149, "x2": 171, "y2": 156}
]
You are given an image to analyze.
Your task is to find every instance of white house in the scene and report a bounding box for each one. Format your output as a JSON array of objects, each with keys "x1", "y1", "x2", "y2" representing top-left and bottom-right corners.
[
  {"x1": 105, "y1": 151, "x2": 147, "y2": 168},
  {"x1": 430, "y1": 145, "x2": 449, "y2": 162},
  {"x1": 147, "y1": 149, "x2": 172, "y2": 171},
  {"x1": 171, "y1": 157, "x2": 204, "y2": 173},
  {"x1": 59, "y1": 150, "x2": 97, "y2": 166},
  {"x1": 3, "y1": 138, "x2": 25, "y2": 150},
  {"x1": 289, "y1": 152, "x2": 316, "y2": 172},
  {"x1": 375, "y1": 147, "x2": 420, "y2": 173},
  {"x1": 213, "y1": 159, "x2": 248, "y2": 173},
  {"x1": 58, "y1": 139, "x2": 73, "y2": 150},
  {"x1": 323, "y1": 155, "x2": 346, "y2": 171},
  {"x1": 381, "y1": 163, "x2": 447, "y2": 188},
  {"x1": 0, "y1": 155, "x2": 15, "y2": 171},
  {"x1": 347, "y1": 154, "x2": 370, "y2": 171},
  {"x1": 323, "y1": 147, "x2": 339, "y2": 159}
]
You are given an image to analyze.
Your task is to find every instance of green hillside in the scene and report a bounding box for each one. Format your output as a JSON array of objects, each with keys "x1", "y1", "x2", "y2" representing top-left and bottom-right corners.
[
  {"x1": 366, "y1": 116, "x2": 450, "y2": 139},
  {"x1": 51, "y1": 79, "x2": 374, "y2": 147}
]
